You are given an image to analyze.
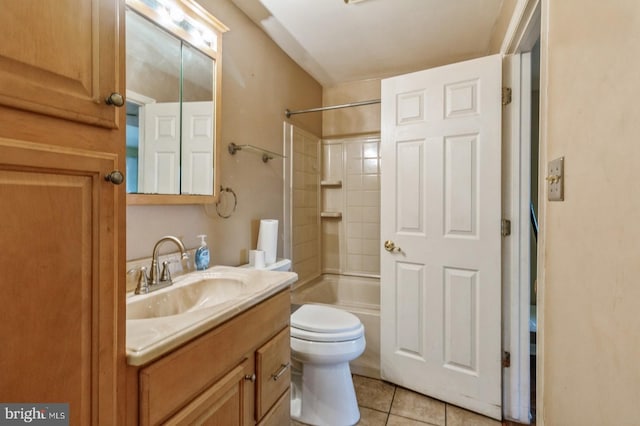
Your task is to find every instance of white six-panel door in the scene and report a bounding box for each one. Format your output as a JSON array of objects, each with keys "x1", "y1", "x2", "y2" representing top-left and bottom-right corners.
[
  {"x1": 181, "y1": 101, "x2": 214, "y2": 195},
  {"x1": 380, "y1": 55, "x2": 502, "y2": 420},
  {"x1": 142, "y1": 102, "x2": 180, "y2": 194}
]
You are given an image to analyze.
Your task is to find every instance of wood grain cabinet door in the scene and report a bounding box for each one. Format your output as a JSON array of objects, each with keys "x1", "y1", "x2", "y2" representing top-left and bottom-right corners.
[
  {"x1": 164, "y1": 360, "x2": 253, "y2": 426},
  {"x1": 0, "y1": 0, "x2": 122, "y2": 128},
  {"x1": 0, "y1": 138, "x2": 121, "y2": 425}
]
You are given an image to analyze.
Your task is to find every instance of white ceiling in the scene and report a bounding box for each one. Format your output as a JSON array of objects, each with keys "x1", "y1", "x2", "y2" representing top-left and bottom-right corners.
[{"x1": 231, "y1": 0, "x2": 511, "y2": 87}]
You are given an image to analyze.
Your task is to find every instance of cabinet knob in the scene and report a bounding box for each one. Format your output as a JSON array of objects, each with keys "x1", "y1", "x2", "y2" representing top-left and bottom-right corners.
[
  {"x1": 105, "y1": 92, "x2": 125, "y2": 107},
  {"x1": 244, "y1": 374, "x2": 256, "y2": 382},
  {"x1": 105, "y1": 170, "x2": 124, "y2": 185}
]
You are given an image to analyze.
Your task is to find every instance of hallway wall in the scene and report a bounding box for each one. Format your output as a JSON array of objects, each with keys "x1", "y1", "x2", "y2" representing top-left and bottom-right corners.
[{"x1": 540, "y1": 1, "x2": 640, "y2": 423}]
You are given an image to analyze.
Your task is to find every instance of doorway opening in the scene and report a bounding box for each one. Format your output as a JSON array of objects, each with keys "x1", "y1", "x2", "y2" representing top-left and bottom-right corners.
[{"x1": 529, "y1": 37, "x2": 540, "y2": 423}]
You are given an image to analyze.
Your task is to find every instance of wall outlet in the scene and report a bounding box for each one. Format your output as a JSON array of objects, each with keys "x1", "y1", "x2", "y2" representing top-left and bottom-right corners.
[{"x1": 547, "y1": 156, "x2": 564, "y2": 201}]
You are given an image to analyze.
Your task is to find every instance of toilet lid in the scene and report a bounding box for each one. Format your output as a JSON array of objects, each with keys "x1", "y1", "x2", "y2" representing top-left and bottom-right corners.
[{"x1": 291, "y1": 304, "x2": 364, "y2": 342}]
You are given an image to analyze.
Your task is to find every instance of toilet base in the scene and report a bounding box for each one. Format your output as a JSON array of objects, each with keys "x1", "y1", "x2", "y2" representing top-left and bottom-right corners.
[{"x1": 290, "y1": 360, "x2": 360, "y2": 426}]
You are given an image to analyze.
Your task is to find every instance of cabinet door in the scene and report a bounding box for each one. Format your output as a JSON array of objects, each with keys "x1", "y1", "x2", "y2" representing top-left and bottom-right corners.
[
  {"x1": 257, "y1": 389, "x2": 290, "y2": 426},
  {"x1": 256, "y1": 327, "x2": 291, "y2": 420},
  {"x1": 165, "y1": 360, "x2": 252, "y2": 426},
  {"x1": 0, "y1": 138, "x2": 121, "y2": 425},
  {"x1": 0, "y1": 0, "x2": 122, "y2": 128}
]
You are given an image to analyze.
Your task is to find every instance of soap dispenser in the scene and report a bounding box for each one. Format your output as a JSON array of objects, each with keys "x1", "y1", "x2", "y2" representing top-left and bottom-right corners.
[{"x1": 195, "y1": 234, "x2": 210, "y2": 271}]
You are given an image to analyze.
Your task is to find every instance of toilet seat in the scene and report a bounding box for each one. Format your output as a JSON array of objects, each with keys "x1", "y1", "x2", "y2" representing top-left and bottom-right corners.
[{"x1": 291, "y1": 304, "x2": 364, "y2": 342}]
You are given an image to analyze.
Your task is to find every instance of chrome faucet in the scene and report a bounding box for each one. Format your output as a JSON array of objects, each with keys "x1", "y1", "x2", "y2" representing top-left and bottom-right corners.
[{"x1": 134, "y1": 236, "x2": 190, "y2": 295}]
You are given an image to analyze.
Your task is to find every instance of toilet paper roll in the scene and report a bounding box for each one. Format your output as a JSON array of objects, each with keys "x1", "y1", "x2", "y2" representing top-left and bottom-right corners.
[
  {"x1": 249, "y1": 249, "x2": 266, "y2": 269},
  {"x1": 257, "y1": 219, "x2": 278, "y2": 265}
]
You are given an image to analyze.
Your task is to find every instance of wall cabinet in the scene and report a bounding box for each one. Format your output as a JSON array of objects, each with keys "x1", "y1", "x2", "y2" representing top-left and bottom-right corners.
[
  {"x1": 128, "y1": 290, "x2": 292, "y2": 426},
  {"x1": 0, "y1": 1, "x2": 126, "y2": 424},
  {"x1": 0, "y1": 0, "x2": 122, "y2": 128}
]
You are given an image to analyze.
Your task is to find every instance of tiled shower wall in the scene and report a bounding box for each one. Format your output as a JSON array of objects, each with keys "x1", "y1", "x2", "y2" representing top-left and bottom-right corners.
[
  {"x1": 290, "y1": 126, "x2": 321, "y2": 284},
  {"x1": 322, "y1": 136, "x2": 381, "y2": 277}
]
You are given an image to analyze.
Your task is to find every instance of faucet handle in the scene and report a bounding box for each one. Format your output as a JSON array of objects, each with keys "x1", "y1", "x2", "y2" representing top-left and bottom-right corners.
[
  {"x1": 160, "y1": 261, "x2": 173, "y2": 283},
  {"x1": 132, "y1": 266, "x2": 150, "y2": 294}
]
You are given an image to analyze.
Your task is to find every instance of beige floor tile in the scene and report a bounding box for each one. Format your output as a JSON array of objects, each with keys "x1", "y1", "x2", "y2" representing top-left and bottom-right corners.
[
  {"x1": 386, "y1": 413, "x2": 435, "y2": 426},
  {"x1": 445, "y1": 405, "x2": 502, "y2": 426},
  {"x1": 290, "y1": 420, "x2": 307, "y2": 425},
  {"x1": 356, "y1": 406, "x2": 388, "y2": 426},
  {"x1": 390, "y1": 387, "x2": 445, "y2": 426},
  {"x1": 353, "y1": 374, "x2": 397, "y2": 413}
]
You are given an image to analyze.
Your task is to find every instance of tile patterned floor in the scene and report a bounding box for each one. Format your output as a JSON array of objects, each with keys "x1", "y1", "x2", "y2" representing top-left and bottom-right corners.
[{"x1": 291, "y1": 374, "x2": 505, "y2": 426}]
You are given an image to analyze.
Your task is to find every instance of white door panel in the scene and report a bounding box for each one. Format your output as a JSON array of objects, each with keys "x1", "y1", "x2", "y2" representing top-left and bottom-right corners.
[
  {"x1": 142, "y1": 102, "x2": 180, "y2": 194},
  {"x1": 181, "y1": 101, "x2": 214, "y2": 195},
  {"x1": 381, "y1": 54, "x2": 502, "y2": 419}
]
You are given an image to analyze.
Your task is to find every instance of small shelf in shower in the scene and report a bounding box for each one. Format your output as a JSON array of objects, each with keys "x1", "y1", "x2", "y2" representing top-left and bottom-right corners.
[
  {"x1": 320, "y1": 211, "x2": 342, "y2": 219},
  {"x1": 320, "y1": 180, "x2": 342, "y2": 187}
]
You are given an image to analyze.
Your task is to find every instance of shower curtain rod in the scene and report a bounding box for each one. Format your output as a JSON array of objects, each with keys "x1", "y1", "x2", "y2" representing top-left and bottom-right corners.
[{"x1": 285, "y1": 98, "x2": 381, "y2": 118}]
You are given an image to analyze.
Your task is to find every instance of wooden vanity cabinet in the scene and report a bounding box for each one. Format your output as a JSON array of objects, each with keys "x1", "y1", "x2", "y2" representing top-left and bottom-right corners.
[{"x1": 129, "y1": 289, "x2": 292, "y2": 426}]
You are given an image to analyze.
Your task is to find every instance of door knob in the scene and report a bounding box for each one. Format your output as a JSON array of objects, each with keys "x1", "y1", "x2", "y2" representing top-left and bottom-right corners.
[
  {"x1": 384, "y1": 240, "x2": 401, "y2": 252},
  {"x1": 105, "y1": 170, "x2": 124, "y2": 185},
  {"x1": 105, "y1": 92, "x2": 125, "y2": 107}
]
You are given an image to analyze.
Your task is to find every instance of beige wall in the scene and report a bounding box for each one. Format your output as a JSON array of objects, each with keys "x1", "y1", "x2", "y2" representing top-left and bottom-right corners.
[
  {"x1": 322, "y1": 79, "x2": 381, "y2": 137},
  {"x1": 488, "y1": 0, "x2": 518, "y2": 53},
  {"x1": 540, "y1": 1, "x2": 640, "y2": 423},
  {"x1": 126, "y1": 0, "x2": 321, "y2": 265}
]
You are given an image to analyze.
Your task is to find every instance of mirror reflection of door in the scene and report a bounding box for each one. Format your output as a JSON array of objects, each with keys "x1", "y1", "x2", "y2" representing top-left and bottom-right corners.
[
  {"x1": 181, "y1": 44, "x2": 214, "y2": 195},
  {"x1": 125, "y1": 8, "x2": 215, "y2": 195}
]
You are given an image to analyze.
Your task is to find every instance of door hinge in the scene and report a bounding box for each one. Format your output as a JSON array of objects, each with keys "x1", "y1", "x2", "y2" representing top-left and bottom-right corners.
[
  {"x1": 502, "y1": 87, "x2": 512, "y2": 106},
  {"x1": 502, "y1": 351, "x2": 511, "y2": 368},
  {"x1": 501, "y1": 219, "x2": 511, "y2": 237}
]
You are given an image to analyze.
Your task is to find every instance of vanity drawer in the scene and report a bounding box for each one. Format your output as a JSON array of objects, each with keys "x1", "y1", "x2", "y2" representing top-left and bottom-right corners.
[{"x1": 255, "y1": 326, "x2": 291, "y2": 420}]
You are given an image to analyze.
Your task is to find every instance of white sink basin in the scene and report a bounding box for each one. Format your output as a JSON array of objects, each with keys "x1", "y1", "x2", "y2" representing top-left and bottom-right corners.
[
  {"x1": 127, "y1": 276, "x2": 247, "y2": 320},
  {"x1": 125, "y1": 265, "x2": 297, "y2": 366}
]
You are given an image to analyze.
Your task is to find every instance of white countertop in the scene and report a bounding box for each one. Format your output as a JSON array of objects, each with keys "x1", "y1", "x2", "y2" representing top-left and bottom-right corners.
[{"x1": 126, "y1": 265, "x2": 297, "y2": 366}]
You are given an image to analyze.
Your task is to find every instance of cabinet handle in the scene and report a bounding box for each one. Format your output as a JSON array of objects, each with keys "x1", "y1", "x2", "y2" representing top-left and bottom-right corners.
[
  {"x1": 271, "y1": 362, "x2": 290, "y2": 381},
  {"x1": 244, "y1": 373, "x2": 256, "y2": 382},
  {"x1": 105, "y1": 170, "x2": 124, "y2": 185},
  {"x1": 105, "y1": 92, "x2": 125, "y2": 107}
]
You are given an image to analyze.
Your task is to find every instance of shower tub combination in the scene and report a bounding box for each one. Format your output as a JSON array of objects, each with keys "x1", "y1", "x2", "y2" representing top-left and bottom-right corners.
[{"x1": 291, "y1": 273, "x2": 381, "y2": 379}]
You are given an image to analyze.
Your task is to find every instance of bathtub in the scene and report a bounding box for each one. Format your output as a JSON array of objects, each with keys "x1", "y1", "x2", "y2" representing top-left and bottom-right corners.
[{"x1": 291, "y1": 273, "x2": 381, "y2": 379}]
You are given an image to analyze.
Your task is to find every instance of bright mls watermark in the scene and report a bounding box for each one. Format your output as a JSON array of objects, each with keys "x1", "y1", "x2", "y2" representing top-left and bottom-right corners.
[{"x1": 0, "y1": 404, "x2": 68, "y2": 425}]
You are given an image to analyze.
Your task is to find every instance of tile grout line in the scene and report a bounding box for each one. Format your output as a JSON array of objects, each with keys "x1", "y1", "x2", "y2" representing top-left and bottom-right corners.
[{"x1": 385, "y1": 383, "x2": 398, "y2": 425}]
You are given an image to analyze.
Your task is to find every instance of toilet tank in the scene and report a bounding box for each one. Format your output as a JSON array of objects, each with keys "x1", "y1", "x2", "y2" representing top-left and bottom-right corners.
[{"x1": 241, "y1": 258, "x2": 292, "y2": 271}]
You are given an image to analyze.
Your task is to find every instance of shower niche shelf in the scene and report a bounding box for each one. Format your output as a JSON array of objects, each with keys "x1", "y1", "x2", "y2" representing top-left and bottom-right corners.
[
  {"x1": 320, "y1": 212, "x2": 342, "y2": 219},
  {"x1": 320, "y1": 180, "x2": 342, "y2": 187}
]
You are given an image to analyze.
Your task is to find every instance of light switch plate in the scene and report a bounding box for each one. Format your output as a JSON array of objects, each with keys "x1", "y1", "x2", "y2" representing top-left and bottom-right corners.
[{"x1": 547, "y1": 156, "x2": 564, "y2": 201}]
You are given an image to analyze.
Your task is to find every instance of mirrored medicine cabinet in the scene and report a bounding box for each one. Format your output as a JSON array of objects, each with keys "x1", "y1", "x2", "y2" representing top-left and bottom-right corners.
[{"x1": 125, "y1": 0, "x2": 228, "y2": 205}]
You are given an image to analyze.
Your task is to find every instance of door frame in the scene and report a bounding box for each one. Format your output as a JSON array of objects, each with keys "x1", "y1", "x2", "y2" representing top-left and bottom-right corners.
[
  {"x1": 500, "y1": 0, "x2": 541, "y2": 423},
  {"x1": 126, "y1": 89, "x2": 155, "y2": 191}
]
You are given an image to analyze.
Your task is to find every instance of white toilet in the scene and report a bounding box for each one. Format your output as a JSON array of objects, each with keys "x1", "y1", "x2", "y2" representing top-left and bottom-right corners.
[
  {"x1": 290, "y1": 304, "x2": 365, "y2": 426},
  {"x1": 241, "y1": 258, "x2": 366, "y2": 425}
]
